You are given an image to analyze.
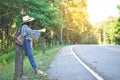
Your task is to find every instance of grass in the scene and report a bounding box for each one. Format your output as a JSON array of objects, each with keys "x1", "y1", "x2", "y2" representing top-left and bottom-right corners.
[
  {"x1": 0, "y1": 49, "x2": 15, "y2": 69},
  {"x1": 0, "y1": 45, "x2": 63, "y2": 80}
]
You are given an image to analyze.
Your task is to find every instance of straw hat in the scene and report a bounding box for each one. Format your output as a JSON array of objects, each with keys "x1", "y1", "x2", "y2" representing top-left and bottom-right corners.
[{"x1": 22, "y1": 15, "x2": 34, "y2": 23}]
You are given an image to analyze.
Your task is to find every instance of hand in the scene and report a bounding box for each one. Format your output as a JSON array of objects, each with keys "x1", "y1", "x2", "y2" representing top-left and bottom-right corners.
[{"x1": 40, "y1": 28, "x2": 46, "y2": 32}]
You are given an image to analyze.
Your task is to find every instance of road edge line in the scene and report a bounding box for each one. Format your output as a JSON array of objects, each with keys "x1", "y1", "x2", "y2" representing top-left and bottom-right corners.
[{"x1": 71, "y1": 46, "x2": 104, "y2": 80}]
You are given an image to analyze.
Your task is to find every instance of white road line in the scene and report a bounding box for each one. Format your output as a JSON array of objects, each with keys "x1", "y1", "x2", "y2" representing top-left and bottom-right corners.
[{"x1": 71, "y1": 46, "x2": 104, "y2": 80}]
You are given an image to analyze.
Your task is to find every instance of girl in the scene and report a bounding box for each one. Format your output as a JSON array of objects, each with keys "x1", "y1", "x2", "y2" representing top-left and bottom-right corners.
[{"x1": 21, "y1": 15, "x2": 46, "y2": 75}]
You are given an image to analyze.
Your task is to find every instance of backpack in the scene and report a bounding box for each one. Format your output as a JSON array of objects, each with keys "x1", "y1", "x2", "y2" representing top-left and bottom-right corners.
[{"x1": 14, "y1": 27, "x2": 24, "y2": 45}]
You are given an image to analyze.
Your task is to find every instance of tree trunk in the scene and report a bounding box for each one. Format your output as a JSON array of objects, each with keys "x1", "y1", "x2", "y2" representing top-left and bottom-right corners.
[
  {"x1": 60, "y1": 28, "x2": 63, "y2": 45},
  {"x1": 41, "y1": 40, "x2": 45, "y2": 54},
  {"x1": 14, "y1": 44, "x2": 23, "y2": 80},
  {"x1": 66, "y1": 30, "x2": 70, "y2": 44},
  {"x1": 6, "y1": 28, "x2": 9, "y2": 53}
]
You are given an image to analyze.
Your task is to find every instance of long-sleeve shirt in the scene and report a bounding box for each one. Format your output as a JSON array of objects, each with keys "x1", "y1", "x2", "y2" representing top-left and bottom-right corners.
[{"x1": 21, "y1": 24, "x2": 41, "y2": 40}]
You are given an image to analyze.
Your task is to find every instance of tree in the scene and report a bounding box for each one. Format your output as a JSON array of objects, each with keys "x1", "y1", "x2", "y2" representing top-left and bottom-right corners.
[
  {"x1": 113, "y1": 17, "x2": 120, "y2": 44},
  {"x1": 0, "y1": 0, "x2": 23, "y2": 53},
  {"x1": 58, "y1": 0, "x2": 95, "y2": 44},
  {"x1": 0, "y1": 0, "x2": 62, "y2": 53},
  {"x1": 94, "y1": 16, "x2": 118, "y2": 45}
]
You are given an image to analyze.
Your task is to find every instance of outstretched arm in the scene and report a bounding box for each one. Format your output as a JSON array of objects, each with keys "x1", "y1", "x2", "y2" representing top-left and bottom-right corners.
[{"x1": 39, "y1": 28, "x2": 46, "y2": 33}]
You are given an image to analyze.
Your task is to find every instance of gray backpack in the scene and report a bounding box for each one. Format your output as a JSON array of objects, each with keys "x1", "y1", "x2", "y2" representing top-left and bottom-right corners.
[{"x1": 14, "y1": 27, "x2": 24, "y2": 45}]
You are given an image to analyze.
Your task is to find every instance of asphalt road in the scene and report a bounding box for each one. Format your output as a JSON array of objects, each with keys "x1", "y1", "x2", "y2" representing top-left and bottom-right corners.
[{"x1": 47, "y1": 45, "x2": 120, "y2": 80}]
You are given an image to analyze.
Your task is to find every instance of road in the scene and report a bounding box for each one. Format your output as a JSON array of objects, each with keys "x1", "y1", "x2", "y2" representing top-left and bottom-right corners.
[{"x1": 47, "y1": 45, "x2": 120, "y2": 80}]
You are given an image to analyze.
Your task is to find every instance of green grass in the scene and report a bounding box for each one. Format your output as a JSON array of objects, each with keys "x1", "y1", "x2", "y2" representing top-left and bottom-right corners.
[
  {"x1": 0, "y1": 45, "x2": 63, "y2": 80},
  {"x1": 0, "y1": 49, "x2": 15, "y2": 69}
]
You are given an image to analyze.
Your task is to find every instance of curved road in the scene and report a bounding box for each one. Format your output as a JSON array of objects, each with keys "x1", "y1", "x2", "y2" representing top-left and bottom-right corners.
[{"x1": 47, "y1": 45, "x2": 120, "y2": 80}]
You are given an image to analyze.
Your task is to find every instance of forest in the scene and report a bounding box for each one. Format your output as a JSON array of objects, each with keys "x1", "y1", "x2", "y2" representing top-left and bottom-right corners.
[{"x1": 0, "y1": 0, "x2": 120, "y2": 68}]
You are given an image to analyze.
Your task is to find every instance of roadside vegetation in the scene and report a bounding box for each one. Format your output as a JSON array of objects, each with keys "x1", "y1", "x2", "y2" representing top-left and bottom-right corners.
[{"x1": 0, "y1": 45, "x2": 63, "y2": 80}]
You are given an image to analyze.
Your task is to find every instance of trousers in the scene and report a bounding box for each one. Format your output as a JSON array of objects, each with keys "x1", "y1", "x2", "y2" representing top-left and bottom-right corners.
[{"x1": 23, "y1": 40, "x2": 38, "y2": 71}]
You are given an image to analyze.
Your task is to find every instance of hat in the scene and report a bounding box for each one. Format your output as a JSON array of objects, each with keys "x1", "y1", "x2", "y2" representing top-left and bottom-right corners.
[{"x1": 22, "y1": 15, "x2": 34, "y2": 23}]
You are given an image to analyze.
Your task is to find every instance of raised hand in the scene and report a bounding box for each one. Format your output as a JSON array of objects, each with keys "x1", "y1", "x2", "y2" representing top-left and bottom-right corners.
[{"x1": 39, "y1": 28, "x2": 46, "y2": 32}]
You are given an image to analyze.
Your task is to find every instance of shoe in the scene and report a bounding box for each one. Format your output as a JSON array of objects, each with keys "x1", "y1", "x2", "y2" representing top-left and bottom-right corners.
[{"x1": 35, "y1": 70, "x2": 43, "y2": 75}]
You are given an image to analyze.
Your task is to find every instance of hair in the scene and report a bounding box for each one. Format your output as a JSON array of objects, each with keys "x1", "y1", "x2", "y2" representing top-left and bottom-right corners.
[{"x1": 22, "y1": 22, "x2": 30, "y2": 26}]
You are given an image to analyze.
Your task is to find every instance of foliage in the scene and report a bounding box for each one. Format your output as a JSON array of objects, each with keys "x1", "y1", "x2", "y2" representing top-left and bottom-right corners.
[
  {"x1": 0, "y1": 45, "x2": 63, "y2": 80},
  {"x1": 59, "y1": 0, "x2": 96, "y2": 44},
  {"x1": 0, "y1": 0, "x2": 62, "y2": 54},
  {"x1": 113, "y1": 17, "x2": 120, "y2": 44},
  {"x1": 0, "y1": 0, "x2": 98, "y2": 55},
  {"x1": 22, "y1": 0, "x2": 61, "y2": 28},
  {"x1": 94, "y1": 16, "x2": 120, "y2": 45},
  {"x1": 105, "y1": 6, "x2": 120, "y2": 45}
]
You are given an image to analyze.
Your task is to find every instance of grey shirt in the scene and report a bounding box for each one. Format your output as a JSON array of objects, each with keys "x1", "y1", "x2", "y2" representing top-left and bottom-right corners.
[{"x1": 21, "y1": 24, "x2": 41, "y2": 40}]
